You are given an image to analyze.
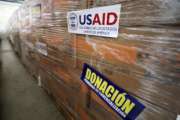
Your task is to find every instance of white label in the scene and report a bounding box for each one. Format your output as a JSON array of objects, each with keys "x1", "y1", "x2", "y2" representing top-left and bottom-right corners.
[
  {"x1": 177, "y1": 115, "x2": 180, "y2": 120},
  {"x1": 38, "y1": 75, "x2": 42, "y2": 87},
  {"x1": 36, "y1": 42, "x2": 48, "y2": 56},
  {"x1": 31, "y1": 4, "x2": 41, "y2": 19},
  {"x1": 67, "y1": 4, "x2": 121, "y2": 38}
]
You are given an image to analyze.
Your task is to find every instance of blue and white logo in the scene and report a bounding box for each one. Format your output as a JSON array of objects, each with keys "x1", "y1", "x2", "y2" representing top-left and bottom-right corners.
[{"x1": 68, "y1": 13, "x2": 78, "y2": 31}]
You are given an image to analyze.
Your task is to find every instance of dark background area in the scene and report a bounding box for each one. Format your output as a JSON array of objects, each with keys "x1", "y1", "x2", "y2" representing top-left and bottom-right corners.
[{"x1": 0, "y1": 36, "x2": 2, "y2": 120}]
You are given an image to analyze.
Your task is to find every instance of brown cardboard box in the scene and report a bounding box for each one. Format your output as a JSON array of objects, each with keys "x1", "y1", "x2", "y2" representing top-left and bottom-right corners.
[{"x1": 7, "y1": 0, "x2": 180, "y2": 119}]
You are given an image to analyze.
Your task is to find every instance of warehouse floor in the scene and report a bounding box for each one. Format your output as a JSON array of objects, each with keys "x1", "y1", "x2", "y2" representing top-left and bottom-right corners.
[{"x1": 0, "y1": 39, "x2": 65, "y2": 120}]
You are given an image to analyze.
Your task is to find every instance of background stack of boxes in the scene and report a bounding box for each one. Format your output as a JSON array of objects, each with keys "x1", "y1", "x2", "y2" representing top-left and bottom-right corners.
[{"x1": 7, "y1": 0, "x2": 180, "y2": 119}]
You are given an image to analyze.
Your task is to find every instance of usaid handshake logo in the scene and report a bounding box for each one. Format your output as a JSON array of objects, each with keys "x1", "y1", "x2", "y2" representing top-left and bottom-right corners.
[{"x1": 69, "y1": 13, "x2": 78, "y2": 30}]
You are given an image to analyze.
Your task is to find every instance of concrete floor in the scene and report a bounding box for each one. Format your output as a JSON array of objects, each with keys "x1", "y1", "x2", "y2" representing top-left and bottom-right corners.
[{"x1": 0, "y1": 39, "x2": 65, "y2": 120}]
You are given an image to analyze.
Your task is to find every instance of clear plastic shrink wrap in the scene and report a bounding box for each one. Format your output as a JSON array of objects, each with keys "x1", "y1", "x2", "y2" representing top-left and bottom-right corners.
[{"x1": 7, "y1": 0, "x2": 180, "y2": 120}]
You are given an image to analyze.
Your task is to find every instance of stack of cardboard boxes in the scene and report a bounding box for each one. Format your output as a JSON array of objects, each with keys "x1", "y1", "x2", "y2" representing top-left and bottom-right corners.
[{"x1": 8, "y1": 0, "x2": 180, "y2": 119}]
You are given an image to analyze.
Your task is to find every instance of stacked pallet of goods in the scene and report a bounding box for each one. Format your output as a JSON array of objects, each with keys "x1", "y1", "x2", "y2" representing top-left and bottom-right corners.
[
  {"x1": 81, "y1": 0, "x2": 180, "y2": 120},
  {"x1": 8, "y1": 0, "x2": 180, "y2": 120}
]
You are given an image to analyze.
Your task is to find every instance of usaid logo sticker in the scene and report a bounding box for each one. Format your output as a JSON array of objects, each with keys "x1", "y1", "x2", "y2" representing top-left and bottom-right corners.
[
  {"x1": 68, "y1": 13, "x2": 78, "y2": 31},
  {"x1": 67, "y1": 4, "x2": 121, "y2": 38}
]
